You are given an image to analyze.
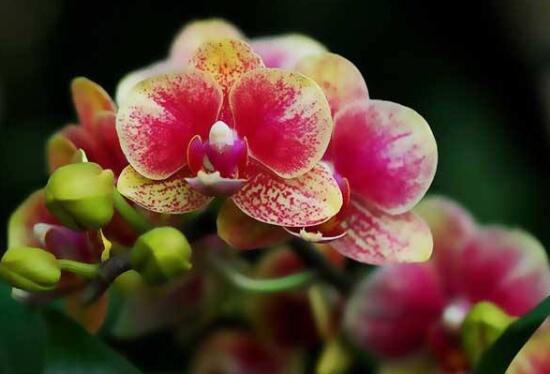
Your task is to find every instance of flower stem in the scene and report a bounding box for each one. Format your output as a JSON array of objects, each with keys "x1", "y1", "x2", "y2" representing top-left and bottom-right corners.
[
  {"x1": 81, "y1": 252, "x2": 132, "y2": 304},
  {"x1": 289, "y1": 238, "x2": 352, "y2": 295},
  {"x1": 113, "y1": 189, "x2": 154, "y2": 233},
  {"x1": 210, "y1": 255, "x2": 317, "y2": 293},
  {"x1": 57, "y1": 259, "x2": 99, "y2": 279}
]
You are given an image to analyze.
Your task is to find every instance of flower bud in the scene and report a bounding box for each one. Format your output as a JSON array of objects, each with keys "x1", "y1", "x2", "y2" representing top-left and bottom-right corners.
[
  {"x1": 461, "y1": 302, "x2": 515, "y2": 364},
  {"x1": 131, "y1": 227, "x2": 192, "y2": 284},
  {"x1": 45, "y1": 162, "x2": 114, "y2": 230},
  {"x1": 0, "y1": 247, "x2": 61, "y2": 291}
]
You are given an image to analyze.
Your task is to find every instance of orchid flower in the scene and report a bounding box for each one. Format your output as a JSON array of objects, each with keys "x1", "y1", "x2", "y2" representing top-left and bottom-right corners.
[
  {"x1": 115, "y1": 38, "x2": 342, "y2": 228},
  {"x1": 344, "y1": 196, "x2": 550, "y2": 373},
  {"x1": 8, "y1": 190, "x2": 108, "y2": 333},
  {"x1": 115, "y1": 18, "x2": 326, "y2": 104}
]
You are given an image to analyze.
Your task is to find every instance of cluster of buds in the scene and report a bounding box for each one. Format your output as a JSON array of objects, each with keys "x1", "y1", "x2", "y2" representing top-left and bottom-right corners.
[{"x1": 1, "y1": 18, "x2": 548, "y2": 373}]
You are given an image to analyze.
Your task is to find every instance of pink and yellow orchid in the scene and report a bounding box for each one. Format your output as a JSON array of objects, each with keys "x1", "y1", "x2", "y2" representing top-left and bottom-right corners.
[
  {"x1": 344, "y1": 196, "x2": 550, "y2": 373},
  {"x1": 115, "y1": 38, "x2": 342, "y2": 228}
]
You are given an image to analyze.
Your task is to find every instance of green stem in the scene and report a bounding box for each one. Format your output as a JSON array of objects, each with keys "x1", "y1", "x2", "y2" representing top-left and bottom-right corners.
[
  {"x1": 210, "y1": 256, "x2": 317, "y2": 294},
  {"x1": 113, "y1": 189, "x2": 154, "y2": 233},
  {"x1": 57, "y1": 259, "x2": 99, "y2": 279}
]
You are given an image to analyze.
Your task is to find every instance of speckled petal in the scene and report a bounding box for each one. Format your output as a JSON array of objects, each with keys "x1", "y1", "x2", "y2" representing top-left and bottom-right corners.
[
  {"x1": 332, "y1": 197, "x2": 433, "y2": 265},
  {"x1": 191, "y1": 39, "x2": 263, "y2": 95},
  {"x1": 344, "y1": 264, "x2": 446, "y2": 358},
  {"x1": 460, "y1": 227, "x2": 550, "y2": 316},
  {"x1": 251, "y1": 34, "x2": 326, "y2": 69},
  {"x1": 232, "y1": 163, "x2": 343, "y2": 227},
  {"x1": 71, "y1": 77, "x2": 116, "y2": 130},
  {"x1": 170, "y1": 19, "x2": 245, "y2": 64},
  {"x1": 414, "y1": 196, "x2": 477, "y2": 295},
  {"x1": 332, "y1": 100, "x2": 437, "y2": 215},
  {"x1": 507, "y1": 324, "x2": 550, "y2": 374},
  {"x1": 230, "y1": 69, "x2": 333, "y2": 179},
  {"x1": 116, "y1": 70, "x2": 223, "y2": 180},
  {"x1": 217, "y1": 199, "x2": 289, "y2": 250},
  {"x1": 296, "y1": 53, "x2": 369, "y2": 115},
  {"x1": 117, "y1": 165, "x2": 212, "y2": 214},
  {"x1": 8, "y1": 190, "x2": 58, "y2": 248}
]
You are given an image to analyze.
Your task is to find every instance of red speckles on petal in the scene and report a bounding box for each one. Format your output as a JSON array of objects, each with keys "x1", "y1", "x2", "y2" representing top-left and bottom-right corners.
[
  {"x1": 117, "y1": 165, "x2": 212, "y2": 214},
  {"x1": 116, "y1": 70, "x2": 223, "y2": 180},
  {"x1": 232, "y1": 163, "x2": 342, "y2": 227},
  {"x1": 332, "y1": 100, "x2": 437, "y2": 215},
  {"x1": 230, "y1": 68, "x2": 333, "y2": 179},
  {"x1": 332, "y1": 197, "x2": 433, "y2": 265}
]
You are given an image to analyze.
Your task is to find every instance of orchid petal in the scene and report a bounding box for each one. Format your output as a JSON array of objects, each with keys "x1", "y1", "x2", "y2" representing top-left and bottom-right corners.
[
  {"x1": 507, "y1": 324, "x2": 550, "y2": 374},
  {"x1": 185, "y1": 171, "x2": 247, "y2": 197},
  {"x1": 251, "y1": 34, "x2": 326, "y2": 69},
  {"x1": 116, "y1": 70, "x2": 223, "y2": 180},
  {"x1": 332, "y1": 100, "x2": 437, "y2": 215},
  {"x1": 460, "y1": 227, "x2": 550, "y2": 316},
  {"x1": 8, "y1": 190, "x2": 57, "y2": 248},
  {"x1": 57, "y1": 125, "x2": 114, "y2": 171},
  {"x1": 33, "y1": 223, "x2": 96, "y2": 262},
  {"x1": 296, "y1": 53, "x2": 369, "y2": 115},
  {"x1": 232, "y1": 163, "x2": 342, "y2": 227},
  {"x1": 117, "y1": 165, "x2": 212, "y2": 214},
  {"x1": 414, "y1": 196, "x2": 477, "y2": 295},
  {"x1": 332, "y1": 197, "x2": 433, "y2": 264},
  {"x1": 71, "y1": 77, "x2": 116, "y2": 130},
  {"x1": 217, "y1": 199, "x2": 288, "y2": 250},
  {"x1": 190, "y1": 39, "x2": 263, "y2": 96},
  {"x1": 230, "y1": 68, "x2": 333, "y2": 178},
  {"x1": 344, "y1": 264, "x2": 446, "y2": 358},
  {"x1": 91, "y1": 111, "x2": 128, "y2": 176},
  {"x1": 66, "y1": 293, "x2": 108, "y2": 334},
  {"x1": 170, "y1": 19, "x2": 245, "y2": 64}
]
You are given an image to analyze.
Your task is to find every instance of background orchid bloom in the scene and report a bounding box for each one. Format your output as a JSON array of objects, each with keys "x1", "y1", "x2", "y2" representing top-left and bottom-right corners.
[
  {"x1": 116, "y1": 38, "x2": 342, "y2": 228},
  {"x1": 7, "y1": 190, "x2": 108, "y2": 333},
  {"x1": 344, "y1": 196, "x2": 550, "y2": 373},
  {"x1": 115, "y1": 18, "x2": 327, "y2": 104}
]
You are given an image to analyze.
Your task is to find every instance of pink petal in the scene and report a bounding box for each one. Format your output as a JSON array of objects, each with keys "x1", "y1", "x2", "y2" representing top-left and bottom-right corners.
[
  {"x1": 169, "y1": 19, "x2": 245, "y2": 64},
  {"x1": 344, "y1": 263, "x2": 446, "y2": 358},
  {"x1": 332, "y1": 197, "x2": 433, "y2": 265},
  {"x1": 508, "y1": 324, "x2": 550, "y2": 374},
  {"x1": 459, "y1": 227, "x2": 550, "y2": 316},
  {"x1": 250, "y1": 34, "x2": 326, "y2": 69},
  {"x1": 116, "y1": 70, "x2": 223, "y2": 180},
  {"x1": 332, "y1": 100, "x2": 437, "y2": 215},
  {"x1": 8, "y1": 190, "x2": 58, "y2": 249},
  {"x1": 230, "y1": 68, "x2": 333, "y2": 178},
  {"x1": 33, "y1": 223, "x2": 96, "y2": 262},
  {"x1": 296, "y1": 52, "x2": 369, "y2": 115},
  {"x1": 91, "y1": 111, "x2": 128, "y2": 176},
  {"x1": 190, "y1": 39, "x2": 263, "y2": 96},
  {"x1": 117, "y1": 165, "x2": 212, "y2": 214},
  {"x1": 414, "y1": 196, "x2": 477, "y2": 295},
  {"x1": 57, "y1": 125, "x2": 113, "y2": 172},
  {"x1": 71, "y1": 77, "x2": 116, "y2": 130},
  {"x1": 216, "y1": 199, "x2": 289, "y2": 250},
  {"x1": 232, "y1": 163, "x2": 343, "y2": 227}
]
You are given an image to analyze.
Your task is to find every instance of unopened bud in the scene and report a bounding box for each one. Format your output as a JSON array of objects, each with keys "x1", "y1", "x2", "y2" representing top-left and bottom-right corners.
[
  {"x1": 461, "y1": 302, "x2": 515, "y2": 364},
  {"x1": 0, "y1": 247, "x2": 61, "y2": 291},
  {"x1": 131, "y1": 227, "x2": 192, "y2": 284},
  {"x1": 45, "y1": 162, "x2": 114, "y2": 230}
]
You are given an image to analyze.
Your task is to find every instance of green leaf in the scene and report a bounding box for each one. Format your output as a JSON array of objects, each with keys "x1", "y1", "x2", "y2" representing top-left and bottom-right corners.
[
  {"x1": 0, "y1": 283, "x2": 46, "y2": 374},
  {"x1": 473, "y1": 294, "x2": 550, "y2": 374},
  {"x1": 42, "y1": 309, "x2": 142, "y2": 374}
]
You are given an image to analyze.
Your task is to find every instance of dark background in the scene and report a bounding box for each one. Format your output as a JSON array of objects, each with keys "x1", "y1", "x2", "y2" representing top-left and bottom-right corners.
[{"x1": 1, "y1": 0, "x2": 549, "y2": 248}]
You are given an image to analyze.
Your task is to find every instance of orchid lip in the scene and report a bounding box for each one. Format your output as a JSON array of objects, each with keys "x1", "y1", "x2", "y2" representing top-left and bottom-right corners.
[
  {"x1": 283, "y1": 226, "x2": 347, "y2": 243},
  {"x1": 185, "y1": 171, "x2": 247, "y2": 197}
]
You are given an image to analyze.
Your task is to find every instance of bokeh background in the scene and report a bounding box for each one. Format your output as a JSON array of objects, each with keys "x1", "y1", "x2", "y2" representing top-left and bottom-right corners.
[{"x1": 1, "y1": 0, "x2": 549, "y2": 250}]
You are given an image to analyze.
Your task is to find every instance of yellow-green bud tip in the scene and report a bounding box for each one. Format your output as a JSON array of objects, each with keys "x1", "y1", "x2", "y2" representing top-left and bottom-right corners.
[
  {"x1": 131, "y1": 227, "x2": 192, "y2": 285},
  {"x1": 45, "y1": 162, "x2": 114, "y2": 230},
  {"x1": 461, "y1": 302, "x2": 515, "y2": 364},
  {"x1": 0, "y1": 247, "x2": 61, "y2": 292}
]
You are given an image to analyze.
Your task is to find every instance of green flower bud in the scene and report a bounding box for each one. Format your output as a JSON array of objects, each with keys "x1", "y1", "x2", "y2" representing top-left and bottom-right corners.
[
  {"x1": 131, "y1": 227, "x2": 192, "y2": 284},
  {"x1": 45, "y1": 162, "x2": 114, "y2": 230},
  {"x1": 0, "y1": 247, "x2": 61, "y2": 291},
  {"x1": 461, "y1": 302, "x2": 515, "y2": 364}
]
